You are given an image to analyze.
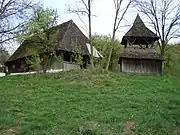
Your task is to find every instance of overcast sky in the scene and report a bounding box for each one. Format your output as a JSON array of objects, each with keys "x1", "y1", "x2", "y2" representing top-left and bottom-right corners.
[
  {"x1": 41, "y1": 0, "x2": 140, "y2": 39},
  {"x1": 40, "y1": 0, "x2": 180, "y2": 43},
  {"x1": 8, "y1": 0, "x2": 179, "y2": 53}
]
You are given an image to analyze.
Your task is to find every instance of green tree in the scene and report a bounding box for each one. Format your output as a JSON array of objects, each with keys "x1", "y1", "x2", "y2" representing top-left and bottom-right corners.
[
  {"x1": 92, "y1": 35, "x2": 123, "y2": 71},
  {"x1": 0, "y1": 47, "x2": 10, "y2": 64},
  {"x1": 0, "y1": 47, "x2": 9, "y2": 73},
  {"x1": 26, "y1": 52, "x2": 42, "y2": 73},
  {"x1": 17, "y1": 6, "x2": 59, "y2": 73},
  {"x1": 72, "y1": 39, "x2": 83, "y2": 67}
]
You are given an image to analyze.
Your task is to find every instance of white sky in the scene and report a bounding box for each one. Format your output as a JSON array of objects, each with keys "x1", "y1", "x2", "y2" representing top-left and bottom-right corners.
[
  {"x1": 41, "y1": 0, "x2": 180, "y2": 42},
  {"x1": 41, "y1": 0, "x2": 139, "y2": 39}
]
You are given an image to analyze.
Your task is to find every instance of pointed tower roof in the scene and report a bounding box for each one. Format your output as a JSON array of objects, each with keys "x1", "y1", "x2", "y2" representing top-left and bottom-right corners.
[{"x1": 121, "y1": 14, "x2": 159, "y2": 45}]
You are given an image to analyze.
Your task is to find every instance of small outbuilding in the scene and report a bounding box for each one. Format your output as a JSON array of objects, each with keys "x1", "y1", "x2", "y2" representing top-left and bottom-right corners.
[{"x1": 119, "y1": 14, "x2": 164, "y2": 75}]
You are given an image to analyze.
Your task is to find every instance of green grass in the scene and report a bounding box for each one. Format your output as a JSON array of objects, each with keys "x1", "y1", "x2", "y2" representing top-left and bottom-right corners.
[{"x1": 0, "y1": 70, "x2": 180, "y2": 135}]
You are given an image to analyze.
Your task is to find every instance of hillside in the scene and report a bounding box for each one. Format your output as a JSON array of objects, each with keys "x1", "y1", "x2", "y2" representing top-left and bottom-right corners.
[{"x1": 0, "y1": 70, "x2": 180, "y2": 135}]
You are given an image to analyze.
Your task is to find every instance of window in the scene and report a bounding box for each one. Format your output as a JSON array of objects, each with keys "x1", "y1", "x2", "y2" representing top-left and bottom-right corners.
[{"x1": 63, "y1": 52, "x2": 71, "y2": 62}]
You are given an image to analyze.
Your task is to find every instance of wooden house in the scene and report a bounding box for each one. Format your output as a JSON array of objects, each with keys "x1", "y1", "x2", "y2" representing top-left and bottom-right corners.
[
  {"x1": 119, "y1": 14, "x2": 164, "y2": 75},
  {"x1": 5, "y1": 20, "x2": 102, "y2": 73}
]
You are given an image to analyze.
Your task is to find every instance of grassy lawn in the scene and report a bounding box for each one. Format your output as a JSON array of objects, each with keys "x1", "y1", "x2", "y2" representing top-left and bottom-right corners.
[{"x1": 0, "y1": 70, "x2": 180, "y2": 135}]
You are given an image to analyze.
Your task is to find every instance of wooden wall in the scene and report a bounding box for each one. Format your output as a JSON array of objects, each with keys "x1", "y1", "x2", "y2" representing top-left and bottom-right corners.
[
  {"x1": 63, "y1": 61, "x2": 80, "y2": 70},
  {"x1": 7, "y1": 58, "x2": 27, "y2": 73},
  {"x1": 7, "y1": 51, "x2": 89, "y2": 73},
  {"x1": 121, "y1": 58, "x2": 163, "y2": 75}
]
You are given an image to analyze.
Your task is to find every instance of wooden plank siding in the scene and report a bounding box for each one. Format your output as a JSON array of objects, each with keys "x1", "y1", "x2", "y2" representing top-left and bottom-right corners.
[
  {"x1": 121, "y1": 58, "x2": 163, "y2": 75},
  {"x1": 63, "y1": 61, "x2": 80, "y2": 70},
  {"x1": 6, "y1": 51, "x2": 89, "y2": 73}
]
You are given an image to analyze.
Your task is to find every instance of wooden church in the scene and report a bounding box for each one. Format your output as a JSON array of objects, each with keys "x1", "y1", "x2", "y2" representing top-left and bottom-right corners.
[{"x1": 119, "y1": 14, "x2": 164, "y2": 75}]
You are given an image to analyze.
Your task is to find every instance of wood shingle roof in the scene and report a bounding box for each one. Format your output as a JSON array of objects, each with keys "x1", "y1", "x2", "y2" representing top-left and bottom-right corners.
[
  {"x1": 121, "y1": 14, "x2": 159, "y2": 45},
  {"x1": 6, "y1": 20, "x2": 90, "y2": 63}
]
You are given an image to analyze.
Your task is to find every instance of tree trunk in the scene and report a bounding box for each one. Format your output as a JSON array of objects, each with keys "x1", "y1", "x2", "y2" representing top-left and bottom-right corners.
[
  {"x1": 43, "y1": 69, "x2": 47, "y2": 74},
  {"x1": 88, "y1": 0, "x2": 94, "y2": 68},
  {"x1": 106, "y1": 30, "x2": 117, "y2": 70},
  {"x1": 161, "y1": 48, "x2": 165, "y2": 57},
  {"x1": 105, "y1": 9, "x2": 118, "y2": 71},
  {"x1": 106, "y1": 42, "x2": 113, "y2": 70},
  {"x1": 42, "y1": 65, "x2": 47, "y2": 74},
  {"x1": 160, "y1": 41, "x2": 166, "y2": 57}
]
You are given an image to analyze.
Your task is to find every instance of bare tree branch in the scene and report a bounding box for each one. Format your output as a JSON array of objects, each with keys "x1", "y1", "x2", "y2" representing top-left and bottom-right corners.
[
  {"x1": 67, "y1": 0, "x2": 94, "y2": 67},
  {"x1": 0, "y1": 0, "x2": 39, "y2": 46},
  {"x1": 135, "y1": 0, "x2": 180, "y2": 56},
  {"x1": 81, "y1": 0, "x2": 89, "y2": 11},
  {"x1": 106, "y1": 0, "x2": 133, "y2": 70},
  {"x1": 115, "y1": 1, "x2": 132, "y2": 31}
]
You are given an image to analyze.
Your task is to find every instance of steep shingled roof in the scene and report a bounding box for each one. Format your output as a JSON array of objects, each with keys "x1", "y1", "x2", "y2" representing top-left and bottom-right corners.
[
  {"x1": 6, "y1": 20, "x2": 90, "y2": 63},
  {"x1": 121, "y1": 14, "x2": 159, "y2": 45}
]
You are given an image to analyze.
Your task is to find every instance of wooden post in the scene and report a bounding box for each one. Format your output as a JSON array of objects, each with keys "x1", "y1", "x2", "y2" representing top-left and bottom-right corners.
[{"x1": 126, "y1": 40, "x2": 129, "y2": 48}]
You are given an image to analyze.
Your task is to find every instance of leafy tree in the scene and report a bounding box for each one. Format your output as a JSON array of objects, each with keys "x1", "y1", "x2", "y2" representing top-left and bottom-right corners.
[
  {"x1": 164, "y1": 44, "x2": 180, "y2": 76},
  {"x1": 17, "y1": 6, "x2": 59, "y2": 73},
  {"x1": 92, "y1": 35, "x2": 123, "y2": 71},
  {"x1": 0, "y1": 47, "x2": 9, "y2": 73},
  {"x1": 52, "y1": 55, "x2": 63, "y2": 70},
  {"x1": 26, "y1": 52, "x2": 42, "y2": 73},
  {"x1": 72, "y1": 39, "x2": 83, "y2": 67},
  {"x1": 0, "y1": 47, "x2": 10, "y2": 64}
]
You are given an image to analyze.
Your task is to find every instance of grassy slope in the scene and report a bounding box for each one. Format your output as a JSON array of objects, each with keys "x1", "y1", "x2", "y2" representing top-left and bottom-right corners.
[{"x1": 0, "y1": 70, "x2": 180, "y2": 135}]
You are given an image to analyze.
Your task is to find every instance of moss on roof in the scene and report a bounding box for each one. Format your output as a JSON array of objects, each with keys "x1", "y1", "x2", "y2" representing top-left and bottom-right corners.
[{"x1": 120, "y1": 48, "x2": 164, "y2": 60}]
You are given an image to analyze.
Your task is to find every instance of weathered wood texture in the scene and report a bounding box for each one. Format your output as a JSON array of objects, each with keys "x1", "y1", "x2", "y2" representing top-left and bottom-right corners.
[
  {"x1": 121, "y1": 58, "x2": 163, "y2": 75},
  {"x1": 7, "y1": 58, "x2": 27, "y2": 73},
  {"x1": 63, "y1": 61, "x2": 80, "y2": 70},
  {"x1": 6, "y1": 51, "x2": 89, "y2": 73}
]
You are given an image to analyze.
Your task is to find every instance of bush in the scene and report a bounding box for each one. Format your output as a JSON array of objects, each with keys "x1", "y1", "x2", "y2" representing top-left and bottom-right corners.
[
  {"x1": 164, "y1": 45, "x2": 180, "y2": 76},
  {"x1": 92, "y1": 35, "x2": 123, "y2": 71},
  {"x1": 0, "y1": 64, "x2": 8, "y2": 74}
]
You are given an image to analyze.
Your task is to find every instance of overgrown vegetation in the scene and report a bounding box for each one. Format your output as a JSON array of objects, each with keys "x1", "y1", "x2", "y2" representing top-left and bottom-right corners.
[
  {"x1": 72, "y1": 39, "x2": 84, "y2": 66},
  {"x1": 26, "y1": 52, "x2": 42, "y2": 73},
  {"x1": 0, "y1": 47, "x2": 9, "y2": 73},
  {"x1": 0, "y1": 47, "x2": 9, "y2": 64},
  {"x1": 164, "y1": 44, "x2": 180, "y2": 76},
  {"x1": 92, "y1": 35, "x2": 123, "y2": 71},
  {"x1": 0, "y1": 70, "x2": 180, "y2": 135},
  {"x1": 17, "y1": 6, "x2": 59, "y2": 73}
]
